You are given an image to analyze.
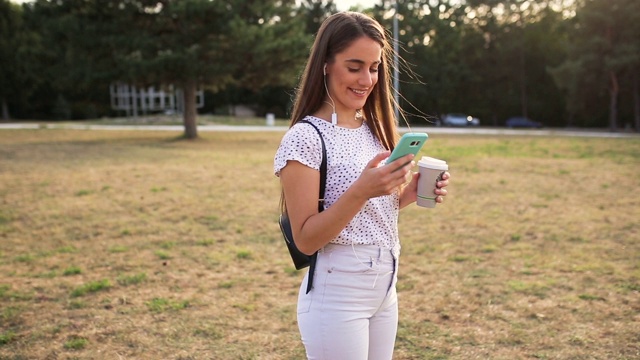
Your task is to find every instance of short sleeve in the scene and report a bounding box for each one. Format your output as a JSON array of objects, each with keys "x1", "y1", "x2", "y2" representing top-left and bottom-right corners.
[{"x1": 274, "y1": 122, "x2": 323, "y2": 177}]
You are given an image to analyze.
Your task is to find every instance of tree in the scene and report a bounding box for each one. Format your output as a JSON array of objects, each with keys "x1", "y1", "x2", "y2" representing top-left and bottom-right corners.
[
  {"x1": 23, "y1": 0, "x2": 128, "y2": 120},
  {"x1": 456, "y1": 0, "x2": 569, "y2": 126},
  {"x1": 371, "y1": 0, "x2": 471, "y2": 124},
  {"x1": 20, "y1": 0, "x2": 308, "y2": 136},
  {"x1": 373, "y1": 0, "x2": 569, "y2": 126},
  {"x1": 0, "y1": 0, "x2": 41, "y2": 120},
  {"x1": 552, "y1": 0, "x2": 640, "y2": 130},
  {"x1": 0, "y1": 0, "x2": 19, "y2": 119},
  {"x1": 121, "y1": 0, "x2": 235, "y2": 138},
  {"x1": 118, "y1": 0, "x2": 308, "y2": 138},
  {"x1": 298, "y1": 0, "x2": 337, "y2": 34},
  {"x1": 9, "y1": 0, "x2": 634, "y2": 130},
  {"x1": 223, "y1": 0, "x2": 332, "y2": 119}
]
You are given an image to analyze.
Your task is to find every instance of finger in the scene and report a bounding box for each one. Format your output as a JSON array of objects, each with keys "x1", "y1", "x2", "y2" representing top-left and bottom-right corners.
[
  {"x1": 435, "y1": 188, "x2": 448, "y2": 196},
  {"x1": 385, "y1": 165, "x2": 413, "y2": 190},
  {"x1": 368, "y1": 151, "x2": 391, "y2": 169},
  {"x1": 396, "y1": 160, "x2": 415, "y2": 182},
  {"x1": 403, "y1": 169, "x2": 413, "y2": 183},
  {"x1": 400, "y1": 160, "x2": 416, "y2": 174},
  {"x1": 406, "y1": 172, "x2": 420, "y2": 189},
  {"x1": 387, "y1": 154, "x2": 415, "y2": 172}
]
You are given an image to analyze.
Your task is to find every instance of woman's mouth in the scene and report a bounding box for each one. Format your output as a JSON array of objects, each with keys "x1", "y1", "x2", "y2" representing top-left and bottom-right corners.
[{"x1": 350, "y1": 88, "x2": 367, "y2": 96}]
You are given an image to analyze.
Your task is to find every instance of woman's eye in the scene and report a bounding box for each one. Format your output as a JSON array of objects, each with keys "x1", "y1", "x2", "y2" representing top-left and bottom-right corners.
[{"x1": 348, "y1": 68, "x2": 378, "y2": 73}]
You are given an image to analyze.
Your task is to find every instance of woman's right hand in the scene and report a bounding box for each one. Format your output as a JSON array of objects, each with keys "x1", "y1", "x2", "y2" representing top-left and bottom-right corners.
[
  {"x1": 280, "y1": 152, "x2": 414, "y2": 254},
  {"x1": 351, "y1": 151, "x2": 415, "y2": 200}
]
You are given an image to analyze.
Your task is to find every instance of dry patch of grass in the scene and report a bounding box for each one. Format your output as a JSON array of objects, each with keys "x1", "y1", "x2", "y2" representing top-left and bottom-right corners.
[{"x1": 0, "y1": 129, "x2": 638, "y2": 359}]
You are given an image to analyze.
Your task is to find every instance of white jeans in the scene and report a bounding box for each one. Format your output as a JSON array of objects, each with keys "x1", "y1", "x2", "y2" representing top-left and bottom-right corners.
[{"x1": 297, "y1": 243, "x2": 399, "y2": 360}]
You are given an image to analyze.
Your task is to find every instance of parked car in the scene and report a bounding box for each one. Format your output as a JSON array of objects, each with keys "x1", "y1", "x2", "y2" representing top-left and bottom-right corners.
[
  {"x1": 440, "y1": 113, "x2": 480, "y2": 126},
  {"x1": 505, "y1": 116, "x2": 542, "y2": 128}
]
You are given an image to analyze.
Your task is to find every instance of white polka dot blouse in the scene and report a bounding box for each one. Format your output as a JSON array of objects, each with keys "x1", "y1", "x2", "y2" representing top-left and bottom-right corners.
[{"x1": 274, "y1": 115, "x2": 400, "y2": 249}]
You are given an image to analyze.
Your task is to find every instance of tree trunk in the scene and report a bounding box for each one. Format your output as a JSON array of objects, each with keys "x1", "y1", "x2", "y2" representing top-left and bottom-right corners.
[
  {"x1": 609, "y1": 71, "x2": 618, "y2": 132},
  {"x1": 520, "y1": 45, "x2": 528, "y2": 119},
  {"x1": 1, "y1": 97, "x2": 10, "y2": 120},
  {"x1": 567, "y1": 111, "x2": 574, "y2": 128},
  {"x1": 633, "y1": 70, "x2": 639, "y2": 132},
  {"x1": 182, "y1": 80, "x2": 198, "y2": 139}
]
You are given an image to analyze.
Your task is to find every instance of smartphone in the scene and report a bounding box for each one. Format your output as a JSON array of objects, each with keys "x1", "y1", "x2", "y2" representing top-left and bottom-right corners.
[{"x1": 386, "y1": 132, "x2": 428, "y2": 169}]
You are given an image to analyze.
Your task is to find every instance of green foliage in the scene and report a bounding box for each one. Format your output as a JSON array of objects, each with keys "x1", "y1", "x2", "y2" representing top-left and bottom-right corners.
[
  {"x1": 4, "y1": 0, "x2": 640, "y2": 128},
  {"x1": 0, "y1": 285, "x2": 32, "y2": 301},
  {"x1": 373, "y1": 0, "x2": 572, "y2": 127},
  {"x1": 195, "y1": 239, "x2": 214, "y2": 246},
  {"x1": 145, "y1": 297, "x2": 190, "y2": 312},
  {"x1": 117, "y1": 273, "x2": 147, "y2": 286},
  {"x1": 192, "y1": 325, "x2": 224, "y2": 340},
  {"x1": 13, "y1": 254, "x2": 33, "y2": 263},
  {"x1": 0, "y1": 0, "x2": 41, "y2": 120},
  {"x1": 0, "y1": 331, "x2": 16, "y2": 345},
  {"x1": 159, "y1": 241, "x2": 175, "y2": 250},
  {"x1": 56, "y1": 246, "x2": 77, "y2": 254},
  {"x1": 66, "y1": 300, "x2": 87, "y2": 310},
  {"x1": 578, "y1": 293, "x2": 606, "y2": 301},
  {"x1": 550, "y1": 0, "x2": 640, "y2": 129},
  {"x1": 70, "y1": 279, "x2": 111, "y2": 297},
  {"x1": 10, "y1": 0, "x2": 310, "y2": 128},
  {"x1": 63, "y1": 336, "x2": 88, "y2": 350},
  {"x1": 62, "y1": 266, "x2": 82, "y2": 276},
  {"x1": 154, "y1": 250, "x2": 171, "y2": 260},
  {"x1": 74, "y1": 189, "x2": 91, "y2": 196},
  {"x1": 219, "y1": 281, "x2": 234, "y2": 289},
  {"x1": 0, "y1": 284, "x2": 8, "y2": 298},
  {"x1": 0, "y1": 210, "x2": 10, "y2": 226},
  {"x1": 108, "y1": 245, "x2": 128, "y2": 253}
]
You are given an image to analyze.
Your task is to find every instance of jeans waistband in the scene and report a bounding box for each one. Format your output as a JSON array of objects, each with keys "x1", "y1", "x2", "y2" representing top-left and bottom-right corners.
[{"x1": 320, "y1": 243, "x2": 398, "y2": 262}]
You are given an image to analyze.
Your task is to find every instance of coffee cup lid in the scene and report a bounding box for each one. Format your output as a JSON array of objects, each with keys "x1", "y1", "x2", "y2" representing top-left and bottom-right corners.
[{"x1": 418, "y1": 156, "x2": 448, "y2": 170}]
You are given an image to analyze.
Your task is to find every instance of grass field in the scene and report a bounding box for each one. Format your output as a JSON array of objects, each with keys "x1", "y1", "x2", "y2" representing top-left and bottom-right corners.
[{"x1": 0, "y1": 127, "x2": 639, "y2": 359}]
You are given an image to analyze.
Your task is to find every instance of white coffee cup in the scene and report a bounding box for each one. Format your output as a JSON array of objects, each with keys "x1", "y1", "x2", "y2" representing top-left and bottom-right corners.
[{"x1": 417, "y1": 156, "x2": 448, "y2": 208}]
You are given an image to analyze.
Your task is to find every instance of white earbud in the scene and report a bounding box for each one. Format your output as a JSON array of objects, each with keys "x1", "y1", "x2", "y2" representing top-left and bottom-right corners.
[{"x1": 323, "y1": 63, "x2": 337, "y2": 125}]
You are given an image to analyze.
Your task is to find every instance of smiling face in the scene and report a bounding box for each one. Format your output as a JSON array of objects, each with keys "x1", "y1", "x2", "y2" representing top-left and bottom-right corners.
[{"x1": 325, "y1": 36, "x2": 382, "y2": 117}]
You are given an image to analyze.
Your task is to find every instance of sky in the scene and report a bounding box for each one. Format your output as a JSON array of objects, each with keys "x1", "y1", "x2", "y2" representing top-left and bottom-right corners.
[
  {"x1": 335, "y1": 0, "x2": 379, "y2": 11},
  {"x1": 9, "y1": 0, "x2": 381, "y2": 12},
  {"x1": 9, "y1": 0, "x2": 379, "y2": 11},
  {"x1": 9, "y1": 0, "x2": 378, "y2": 6}
]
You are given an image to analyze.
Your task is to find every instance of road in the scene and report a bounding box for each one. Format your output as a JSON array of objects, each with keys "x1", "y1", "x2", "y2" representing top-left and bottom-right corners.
[{"x1": 0, "y1": 122, "x2": 638, "y2": 139}]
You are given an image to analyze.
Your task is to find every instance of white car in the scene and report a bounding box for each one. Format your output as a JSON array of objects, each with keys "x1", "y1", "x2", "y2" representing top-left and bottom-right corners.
[{"x1": 441, "y1": 113, "x2": 480, "y2": 126}]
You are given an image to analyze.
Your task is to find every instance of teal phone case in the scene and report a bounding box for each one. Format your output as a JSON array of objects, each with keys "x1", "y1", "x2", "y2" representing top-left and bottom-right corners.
[{"x1": 387, "y1": 132, "x2": 428, "y2": 164}]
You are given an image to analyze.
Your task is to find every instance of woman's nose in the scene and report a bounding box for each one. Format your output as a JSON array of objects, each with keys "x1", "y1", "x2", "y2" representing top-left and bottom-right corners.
[{"x1": 359, "y1": 72, "x2": 373, "y2": 87}]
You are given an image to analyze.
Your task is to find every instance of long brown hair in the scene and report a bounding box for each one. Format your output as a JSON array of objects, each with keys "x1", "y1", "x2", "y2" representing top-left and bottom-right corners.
[
  {"x1": 280, "y1": 12, "x2": 401, "y2": 214},
  {"x1": 289, "y1": 11, "x2": 400, "y2": 150}
]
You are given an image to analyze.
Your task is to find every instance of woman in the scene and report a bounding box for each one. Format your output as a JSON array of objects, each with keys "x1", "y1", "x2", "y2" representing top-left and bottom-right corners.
[{"x1": 274, "y1": 12, "x2": 450, "y2": 360}]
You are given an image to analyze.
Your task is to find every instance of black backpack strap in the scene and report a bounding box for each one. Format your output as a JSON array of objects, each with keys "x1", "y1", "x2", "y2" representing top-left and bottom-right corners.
[
  {"x1": 298, "y1": 120, "x2": 326, "y2": 294},
  {"x1": 299, "y1": 120, "x2": 327, "y2": 212}
]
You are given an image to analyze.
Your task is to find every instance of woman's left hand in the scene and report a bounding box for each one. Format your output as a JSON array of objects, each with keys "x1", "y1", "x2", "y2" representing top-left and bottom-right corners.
[
  {"x1": 434, "y1": 171, "x2": 450, "y2": 203},
  {"x1": 399, "y1": 170, "x2": 451, "y2": 208}
]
